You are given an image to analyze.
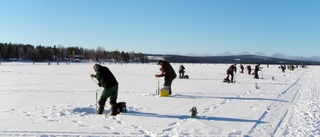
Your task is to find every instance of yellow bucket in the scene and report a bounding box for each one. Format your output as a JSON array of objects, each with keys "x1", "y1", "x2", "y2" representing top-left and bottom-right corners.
[{"x1": 159, "y1": 88, "x2": 169, "y2": 97}]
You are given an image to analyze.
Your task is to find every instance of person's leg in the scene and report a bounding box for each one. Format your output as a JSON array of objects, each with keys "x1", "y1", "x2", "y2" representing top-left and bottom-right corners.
[
  {"x1": 254, "y1": 71, "x2": 259, "y2": 79},
  {"x1": 164, "y1": 81, "x2": 173, "y2": 95},
  {"x1": 231, "y1": 74, "x2": 234, "y2": 83},
  {"x1": 179, "y1": 71, "x2": 182, "y2": 78},
  {"x1": 97, "y1": 97, "x2": 107, "y2": 114},
  {"x1": 101, "y1": 85, "x2": 118, "y2": 99},
  {"x1": 109, "y1": 98, "x2": 118, "y2": 116},
  {"x1": 101, "y1": 85, "x2": 119, "y2": 115}
]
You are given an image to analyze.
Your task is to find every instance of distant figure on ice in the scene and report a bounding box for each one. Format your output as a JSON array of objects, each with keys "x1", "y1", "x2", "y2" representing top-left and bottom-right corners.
[
  {"x1": 91, "y1": 64, "x2": 119, "y2": 116},
  {"x1": 254, "y1": 64, "x2": 260, "y2": 79},
  {"x1": 155, "y1": 60, "x2": 177, "y2": 95},
  {"x1": 280, "y1": 65, "x2": 286, "y2": 73},
  {"x1": 240, "y1": 64, "x2": 244, "y2": 73},
  {"x1": 247, "y1": 65, "x2": 252, "y2": 75},
  {"x1": 224, "y1": 63, "x2": 237, "y2": 83},
  {"x1": 179, "y1": 64, "x2": 185, "y2": 79}
]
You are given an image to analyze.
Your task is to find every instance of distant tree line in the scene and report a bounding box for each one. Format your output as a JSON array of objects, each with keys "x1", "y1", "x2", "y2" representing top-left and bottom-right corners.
[{"x1": 0, "y1": 43, "x2": 147, "y2": 63}]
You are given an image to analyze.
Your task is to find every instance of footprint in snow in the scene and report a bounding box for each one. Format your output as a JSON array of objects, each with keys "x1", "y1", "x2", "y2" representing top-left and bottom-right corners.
[
  {"x1": 131, "y1": 125, "x2": 140, "y2": 129},
  {"x1": 162, "y1": 127, "x2": 175, "y2": 132},
  {"x1": 103, "y1": 126, "x2": 114, "y2": 130}
]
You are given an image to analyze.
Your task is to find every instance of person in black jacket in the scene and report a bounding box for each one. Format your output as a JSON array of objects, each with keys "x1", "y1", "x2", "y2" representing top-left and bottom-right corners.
[
  {"x1": 254, "y1": 64, "x2": 260, "y2": 79},
  {"x1": 155, "y1": 60, "x2": 177, "y2": 95},
  {"x1": 240, "y1": 64, "x2": 244, "y2": 73},
  {"x1": 91, "y1": 64, "x2": 119, "y2": 116},
  {"x1": 225, "y1": 63, "x2": 237, "y2": 83},
  {"x1": 246, "y1": 65, "x2": 252, "y2": 75},
  {"x1": 179, "y1": 64, "x2": 185, "y2": 78}
]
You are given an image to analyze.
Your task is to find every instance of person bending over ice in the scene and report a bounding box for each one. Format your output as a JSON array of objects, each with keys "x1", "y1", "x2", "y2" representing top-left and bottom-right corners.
[
  {"x1": 225, "y1": 63, "x2": 237, "y2": 83},
  {"x1": 155, "y1": 60, "x2": 177, "y2": 95},
  {"x1": 91, "y1": 64, "x2": 119, "y2": 116}
]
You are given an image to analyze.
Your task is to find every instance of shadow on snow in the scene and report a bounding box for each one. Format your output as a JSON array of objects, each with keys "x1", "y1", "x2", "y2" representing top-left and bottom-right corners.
[
  {"x1": 126, "y1": 111, "x2": 266, "y2": 124},
  {"x1": 173, "y1": 94, "x2": 288, "y2": 102}
]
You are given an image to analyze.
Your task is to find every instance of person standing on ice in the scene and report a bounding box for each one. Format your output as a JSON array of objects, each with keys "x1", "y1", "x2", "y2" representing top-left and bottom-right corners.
[
  {"x1": 239, "y1": 64, "x2": 244, "y2": 73},
  {"x1": 155, "y1": 60, "x2": 177, "y2": 95},
  {"x1": 254, "y1": 64, "x2": 260, "y2": 79},
  {"x1": 246, "y1": 65, "x2": 252, "y2": 75},
  {"x1": 225, "y1": 63, "x2": 237, "y2": 83},
  {"x1": 91, "y1": 64, "x2": 119, "y2": 116}
]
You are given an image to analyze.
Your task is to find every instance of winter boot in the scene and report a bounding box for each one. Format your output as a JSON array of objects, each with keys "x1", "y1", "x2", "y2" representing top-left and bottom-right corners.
[
  {"x1": 109, "y1": 105, "x2": 119, "y2": 116},
  {"x1": 97, "y1": 106, "x2": 104, "y2": 114}
]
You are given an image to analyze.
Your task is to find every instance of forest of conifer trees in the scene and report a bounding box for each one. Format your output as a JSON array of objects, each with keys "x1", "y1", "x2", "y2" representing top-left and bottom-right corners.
[{"x1": 0, "y1": 43, "x2": 147, "y2": 63}]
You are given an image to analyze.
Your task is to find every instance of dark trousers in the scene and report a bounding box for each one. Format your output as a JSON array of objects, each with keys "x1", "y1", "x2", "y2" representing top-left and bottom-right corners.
[
  {"x1": 254, "y1": 71, "x2": 259, "y2": 79},
  {"x1": 164, "y1": 81, "x2": 173, "y2": 95},
  {"x1": 226, "y1": 73, "x2": 234, "y2": 83},
  {"x1": 97, "y1": 85, "x2": 118, "y2": 114},
  {"x1": 179, "y1": 70, "x2": 185, "y2": 78}
]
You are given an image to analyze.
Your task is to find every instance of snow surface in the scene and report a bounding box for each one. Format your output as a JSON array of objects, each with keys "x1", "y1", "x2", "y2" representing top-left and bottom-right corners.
[{"x1": 0, "y1": 62, "x2": 319, "y2": 137}]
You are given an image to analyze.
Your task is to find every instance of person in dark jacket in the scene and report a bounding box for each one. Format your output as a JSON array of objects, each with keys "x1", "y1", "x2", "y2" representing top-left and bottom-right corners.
[
  {"x1": 254, "y1": 64, "x2": 260, "y2": 79},
  {"x1": 240, "y1": 64, "x2": 244, "y2": 73},
  {"x1": 155, "y1": 60, "x2": 177, "y2": 95},
  {"x1": 91, "y1": 64, "x2": 119, "y2": 116},
  {"x1": 179, "y1": 64, "x2": 185, "y2": 78},
  {"x1": 225, "y1": 63, "x2": 237, "y2": 83},
  {"x1": 246, "y1": 65, "x2": 252, "y2": 75},
  {"x1": 280, "y1": 65, "x2": 286, "y2": 73}
]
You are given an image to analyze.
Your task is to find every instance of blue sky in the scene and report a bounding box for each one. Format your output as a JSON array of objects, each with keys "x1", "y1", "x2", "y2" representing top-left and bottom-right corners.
[{"x1": 1, "y1": 0, "x2": 319, "y2": 57}]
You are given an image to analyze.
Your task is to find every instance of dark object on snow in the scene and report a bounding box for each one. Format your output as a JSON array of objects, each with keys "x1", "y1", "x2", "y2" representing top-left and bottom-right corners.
[
  {"x1": 91, "y1": 64, "x2": 119, "y2": 115},
  {"x1": 117, "y1": 102, "x2": 127, "y2": 113},
  {"x1": 247, "y1": 65, "x2": 252, "y2": 75},
  {"x1": 155, "y1": 60, "x2": 177, "y2": 95},
  {"x1": 97, "y1": 106, "x2": 104, "y2": 114},
  {"x1": 226, "y1": 64, "x2": 237, "y2": 83},
  {"x1": 183, "y1": 75, "x2": 189, "y2": 79},
  {"x1": 110, "y1": 104, "x2": 120, "y2": 116},
  {"x1": 190, "y1": 106, "x2": 198, "y2": 117},
  {"x1": 254, "y1": 64, "x2": 260, "y2": 79},
  {"x1": 179, "y1": 65, "x2": 186, "y2": 78},
  {"x1": 223, "y1": 77, "x2": 231, "y2": 83}
]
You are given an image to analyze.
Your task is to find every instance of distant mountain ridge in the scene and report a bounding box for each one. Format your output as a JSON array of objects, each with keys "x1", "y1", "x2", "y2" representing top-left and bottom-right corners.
[{"x1": 146, "y1": 54, "x2": 320, "y2": 65}]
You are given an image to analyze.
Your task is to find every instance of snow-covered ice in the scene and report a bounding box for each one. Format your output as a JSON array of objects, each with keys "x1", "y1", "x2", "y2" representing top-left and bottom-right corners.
[{"x1": 0, "y1": 62, "x2": 319, "y2": 136}]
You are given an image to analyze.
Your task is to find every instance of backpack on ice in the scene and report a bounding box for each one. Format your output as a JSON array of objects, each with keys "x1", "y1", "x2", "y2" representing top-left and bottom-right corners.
[{"x1": 117, "y1": 102, "x2": 127, "y2": 113}]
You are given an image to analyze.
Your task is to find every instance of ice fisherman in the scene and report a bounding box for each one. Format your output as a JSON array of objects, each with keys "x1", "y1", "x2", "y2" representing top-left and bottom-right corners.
[
  {"x1": 280, "y1": 65, "x2": 286, "y2": 73},
  {"x1": 225, "y1": 63, "x2": 237, "y2": 83},
  {"x1": 240, "y1": 64, "x2": 244, "y2": 73},
  {"x1": 246, "y1": 65, "x2": 252, "y2": 75},
  {"x1": 155, "y1": 60, "x2": 177, "y2": 95},
  {"x1": 91, "y1": 64, "x2": 119, "y2": 116},
  {"x1": 179, "y1": 64, "x2": 186, "y2": 78},
  {"x1": 254, "y1": 64, "x2": 261, "y2": 79}
]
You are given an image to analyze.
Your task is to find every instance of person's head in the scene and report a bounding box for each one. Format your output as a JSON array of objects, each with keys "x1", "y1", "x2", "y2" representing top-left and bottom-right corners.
[
  {"x1": 93, "y1": 64, "x2": 100, "y2": 71},
  {"x1": 157, "y1": 60, "x2": 163, "y2": 66}
]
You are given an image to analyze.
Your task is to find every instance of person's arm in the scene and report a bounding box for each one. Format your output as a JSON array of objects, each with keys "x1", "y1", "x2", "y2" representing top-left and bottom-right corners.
[
  {"x1": 91, "y1": 73, "x2": 102, "y2": 87},
  {"x1": 155, "y1": 71, "x2": 166, "y2": 77}
]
